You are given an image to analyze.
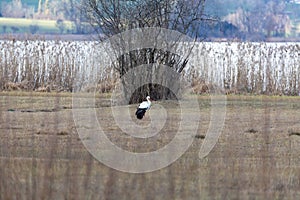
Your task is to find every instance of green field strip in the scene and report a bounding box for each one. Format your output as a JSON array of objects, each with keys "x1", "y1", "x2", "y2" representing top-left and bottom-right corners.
[{"x1": 0, "y1": 17, "x2": 75, "y2": 34}]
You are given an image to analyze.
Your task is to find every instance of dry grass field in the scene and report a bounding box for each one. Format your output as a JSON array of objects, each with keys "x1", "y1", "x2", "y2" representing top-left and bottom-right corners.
[{"x1": 0, "y1": 92, "x2": 300, "y2": 199}]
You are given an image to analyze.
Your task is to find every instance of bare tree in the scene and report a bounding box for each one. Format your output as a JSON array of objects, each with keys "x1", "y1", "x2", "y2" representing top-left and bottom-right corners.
[{"x1": 81, "y1": 0, "x2": 208, "y2": 103}]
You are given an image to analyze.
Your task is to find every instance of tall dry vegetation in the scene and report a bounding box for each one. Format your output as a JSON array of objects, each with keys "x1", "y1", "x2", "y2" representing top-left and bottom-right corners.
[
  {"x1": 0, "y1": 40, "x2": 299, "y2": 95},
  {"x1": 0, "y1": 39, "x2": 115, "y2": 93},
  {"x1": 187, "y1": 42, "x2": 300, "y2": 95}
]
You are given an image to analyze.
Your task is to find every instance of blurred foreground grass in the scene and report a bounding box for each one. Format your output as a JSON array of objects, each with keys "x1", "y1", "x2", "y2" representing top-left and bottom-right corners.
[{"x1": 0, "y1": 92, "x2": 300, "y2": 199}]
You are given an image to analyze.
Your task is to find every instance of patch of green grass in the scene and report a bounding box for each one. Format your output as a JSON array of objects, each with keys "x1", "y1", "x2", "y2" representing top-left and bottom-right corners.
[{"x1": 0, "y1": 17, "x2": 75, "y2": 34}]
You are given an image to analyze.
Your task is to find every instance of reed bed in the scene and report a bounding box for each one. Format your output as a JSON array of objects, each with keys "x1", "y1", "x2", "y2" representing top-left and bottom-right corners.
[
  {"x1": 187, "y1": 42, "x2": 300, "y2": 95},
  {"x1": 0, "y1": 40, "x2": 299, "y2": 95}
]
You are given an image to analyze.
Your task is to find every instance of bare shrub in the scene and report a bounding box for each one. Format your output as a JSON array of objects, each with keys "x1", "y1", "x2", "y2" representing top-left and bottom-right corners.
[
  {"x1": 2, "y1": 80, "x2": 33, "y2": 91},
  {"x1": 35, "y1": 85, "x2": 50, "y2": 93},
  {"x1": 4, "y1": 82, "x2": 21, "y2": 91},
  {"x1": 191, "y1": 80, "x2": 210, "y2": 95}
]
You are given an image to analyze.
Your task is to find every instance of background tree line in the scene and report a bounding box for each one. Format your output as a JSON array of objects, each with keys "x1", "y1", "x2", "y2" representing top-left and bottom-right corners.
[
  {"x1": 0, "y1": 0, "x2": 88, "y2": 34},
  {"x1": 0, "y1": 0, "x2": 299, "y2": 38}
]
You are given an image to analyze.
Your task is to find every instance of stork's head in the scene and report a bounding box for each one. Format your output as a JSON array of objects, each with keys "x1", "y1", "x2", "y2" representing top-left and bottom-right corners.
[{"x1": 146, "y1": 96, "x2": 151, "y2": 101}]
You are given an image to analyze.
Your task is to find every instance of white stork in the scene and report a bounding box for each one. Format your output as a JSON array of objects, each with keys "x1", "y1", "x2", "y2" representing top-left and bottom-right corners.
[{"x1": 135, "y1": 96, "x2": 151, "y2": 119}]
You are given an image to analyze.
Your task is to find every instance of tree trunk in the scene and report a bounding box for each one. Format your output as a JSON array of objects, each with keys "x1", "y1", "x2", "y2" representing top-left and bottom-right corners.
[
  {"x1": 38, "y1": 0, "x2": 42, "y2": 14},
  {"x1": 117, "y1": 63, "x2": 182, "y2": 104}
]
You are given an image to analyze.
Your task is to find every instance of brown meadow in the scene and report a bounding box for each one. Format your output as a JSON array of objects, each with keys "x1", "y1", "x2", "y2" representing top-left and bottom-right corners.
[{"x1": 0, "y1": 93, "x2": 300, "y2": 199}]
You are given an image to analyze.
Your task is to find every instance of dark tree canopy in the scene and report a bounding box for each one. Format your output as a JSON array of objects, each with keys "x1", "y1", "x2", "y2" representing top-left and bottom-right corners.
[
  {"x1": 81, "y1": 0, "x2": 209, "y2": 103},
  {"x1": 82, "y1": 0, "x2": 207, "y2": 37}
]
